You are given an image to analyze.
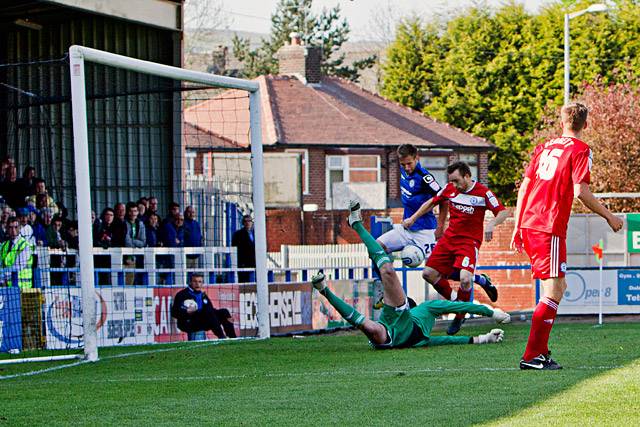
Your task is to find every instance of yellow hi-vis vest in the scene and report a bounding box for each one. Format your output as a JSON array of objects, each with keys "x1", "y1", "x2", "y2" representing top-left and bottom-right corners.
[{"x1": 0, "y1": 237, "x2": 33, "y2": 289}]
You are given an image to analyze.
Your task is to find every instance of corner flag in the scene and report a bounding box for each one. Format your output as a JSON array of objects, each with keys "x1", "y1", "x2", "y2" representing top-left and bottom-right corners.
[{"x1": 592, "y1": 239, "x2": 604, "y2": 264}]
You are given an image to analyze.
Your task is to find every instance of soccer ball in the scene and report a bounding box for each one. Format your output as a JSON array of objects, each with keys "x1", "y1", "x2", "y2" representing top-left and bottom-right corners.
[
  {"x1": 400, "y1": 244, "x2": 425, "y2": 268},
  {"x1": 183, "y1": 299, "x2": 198, "y2": 310}
]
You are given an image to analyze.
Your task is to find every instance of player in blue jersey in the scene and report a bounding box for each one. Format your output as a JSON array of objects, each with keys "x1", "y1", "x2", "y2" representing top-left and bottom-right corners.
[
  {"x1": 377, "y1": 144, "x2": 446, "y2": 259},
  {"x1": 376, "y1": 145, "x2": 499, "y2": 331}
]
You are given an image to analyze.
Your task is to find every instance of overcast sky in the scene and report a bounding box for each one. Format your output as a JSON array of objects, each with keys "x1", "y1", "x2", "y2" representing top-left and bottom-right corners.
[{"x1": 212, "y1": 0, "x2": 555, "y2": 40}]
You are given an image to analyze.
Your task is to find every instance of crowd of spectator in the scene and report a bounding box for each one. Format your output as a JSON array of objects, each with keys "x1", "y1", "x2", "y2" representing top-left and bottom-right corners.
[{"x1": 0, "y1": 157, "x2": 202, "y2": 252}]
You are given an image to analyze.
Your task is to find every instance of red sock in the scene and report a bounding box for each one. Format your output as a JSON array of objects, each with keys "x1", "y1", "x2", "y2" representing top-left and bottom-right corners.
[
  {"x1": 432, "y1": 277, "x2": 452, "y2": 300},
  {"x1": 453, "y1": 288, "x2": 471, "y2": 320},
  {"x1": 523, "y1": 296, "x2": 559, "y2": 361}
]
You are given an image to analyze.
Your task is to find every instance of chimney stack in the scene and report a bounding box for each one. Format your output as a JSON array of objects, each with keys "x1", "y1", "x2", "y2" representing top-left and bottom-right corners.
[{"x1": 275, "y1": 32, "x2": 322, "y2": 84}]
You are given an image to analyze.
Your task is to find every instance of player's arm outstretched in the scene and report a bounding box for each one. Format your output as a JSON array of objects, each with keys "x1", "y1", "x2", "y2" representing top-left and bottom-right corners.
[
  {"x1": 485, "y1": 209, "x2": 511, "y2": 242},
  {"x1": 574, "y1": 182, "x2": 623, "y2": 232}
]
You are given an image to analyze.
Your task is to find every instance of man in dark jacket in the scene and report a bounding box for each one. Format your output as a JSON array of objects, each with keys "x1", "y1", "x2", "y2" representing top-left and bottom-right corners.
[
  {"x1": 231, "y1": 215, "x2": 255, "y2": 283},
  {"x1": 170, "y1": 273, "x2": 236, "y2": 340}
]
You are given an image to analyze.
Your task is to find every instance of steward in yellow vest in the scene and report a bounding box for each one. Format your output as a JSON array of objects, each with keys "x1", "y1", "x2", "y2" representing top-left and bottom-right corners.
[{"x1": 1, "y1": 217, "x2": 33, "y2": 289}]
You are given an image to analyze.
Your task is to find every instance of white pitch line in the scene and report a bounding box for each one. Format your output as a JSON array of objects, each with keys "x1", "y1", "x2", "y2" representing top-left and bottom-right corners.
[
  {"x1": 2, "y1": 364, "x2": 624, "y2": 384},
  {"x1": 0, "y1": 340, "x2": 226, "y2": 381}
]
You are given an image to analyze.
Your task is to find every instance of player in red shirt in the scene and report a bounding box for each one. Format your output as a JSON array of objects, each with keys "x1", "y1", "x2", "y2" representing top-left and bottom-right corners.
[
  {"x1": 403, "y1": 161, "x2": 510, "y2": 334},
  {"x1": 511, "y1": 102, "x2": 624, "y2": 370}
]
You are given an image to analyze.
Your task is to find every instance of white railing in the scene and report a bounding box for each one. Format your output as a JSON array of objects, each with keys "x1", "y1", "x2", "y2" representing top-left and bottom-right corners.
[{"x1": 35, "y1": 246, "x2": 238, "y2": 287}]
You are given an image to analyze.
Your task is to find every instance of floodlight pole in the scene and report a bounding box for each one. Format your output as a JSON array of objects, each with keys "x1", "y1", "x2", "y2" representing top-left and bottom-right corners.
[{"x1": 564, "y1": 4, "x2": 609, "y2": 105}]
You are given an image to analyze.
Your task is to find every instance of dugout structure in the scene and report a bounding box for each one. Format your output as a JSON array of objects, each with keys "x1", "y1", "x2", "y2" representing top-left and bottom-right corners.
[{"x1": 68, "y1": 45, "x2": 270, "y2": 361}]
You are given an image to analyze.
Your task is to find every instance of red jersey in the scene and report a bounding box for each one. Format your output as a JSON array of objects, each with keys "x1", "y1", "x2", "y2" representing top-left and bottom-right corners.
[
  {"x1": 520, "y1": 136, "x2": 591, "y2": 238},
  {"x1": 432, "y1": 181, "x2": 505, "y2": 244}
]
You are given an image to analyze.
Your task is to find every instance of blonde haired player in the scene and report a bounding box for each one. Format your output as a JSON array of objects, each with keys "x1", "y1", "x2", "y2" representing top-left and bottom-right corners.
[{"x1": 511, "y1": 102, "x2": 623, "y2": 370}]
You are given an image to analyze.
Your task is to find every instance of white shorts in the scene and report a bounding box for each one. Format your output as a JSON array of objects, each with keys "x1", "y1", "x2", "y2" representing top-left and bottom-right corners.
[{"x1": 377, "y1": 224, "x2": 437, "y2": 259}]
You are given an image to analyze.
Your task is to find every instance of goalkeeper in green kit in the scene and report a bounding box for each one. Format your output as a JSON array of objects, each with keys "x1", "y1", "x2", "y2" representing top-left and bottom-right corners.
[{"x1": 312, "y1": 200, "x2": 511, "y2": 349}]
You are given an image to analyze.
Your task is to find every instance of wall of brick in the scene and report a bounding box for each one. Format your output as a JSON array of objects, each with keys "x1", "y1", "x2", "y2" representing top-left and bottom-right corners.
[
  {"x1": 479, "y1": 152, "x2": 489, "y2": 185},
  {"x1": 304, "y1": 148, "x2": 326, "y2": 208}
]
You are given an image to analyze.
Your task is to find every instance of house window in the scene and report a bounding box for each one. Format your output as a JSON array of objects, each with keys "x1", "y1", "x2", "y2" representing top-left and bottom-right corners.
[
  {"x1": 202, "y1": 154, "x2": 211, "y2": 177},
  {"x1": 459, "y1": 153, "x2": 478, "y2": 180},
  {"x1": 285, "y1": 149, "x2": 309, "y2": 194},
  {"x1": 420, "y1": 156, "x2": 448, "y2": 188},
  {"x1": 186, "y1": 152, "x2": 196, "y2": 176},
  {"x1": 326, "y1": 154, "x2": 380, "y2": 207}
]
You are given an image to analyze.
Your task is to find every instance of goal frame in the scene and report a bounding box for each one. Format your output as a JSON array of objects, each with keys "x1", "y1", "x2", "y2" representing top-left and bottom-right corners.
[{"x1": 68, "y1": 45, "x2": 271, "y2": 362}]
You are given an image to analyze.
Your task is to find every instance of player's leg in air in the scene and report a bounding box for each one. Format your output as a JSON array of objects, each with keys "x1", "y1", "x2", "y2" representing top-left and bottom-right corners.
[{"x1": 311, "y1": 200, "x2": 510, "y2": 348}]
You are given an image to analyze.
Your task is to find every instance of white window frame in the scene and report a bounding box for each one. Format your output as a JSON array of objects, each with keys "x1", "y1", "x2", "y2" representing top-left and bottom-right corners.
[
  {"x1": 285, "y1": 149, "x2": 309, "y2": 195},
  {"x1": 185, "y1": 151, "x2": 196, "y2": 176},
  {"x1": 202, "y1": 154, "x2": 211, "y2": 177},
  {"x1": 325, "y1": 154, "x2": 381, "y2": 208}
]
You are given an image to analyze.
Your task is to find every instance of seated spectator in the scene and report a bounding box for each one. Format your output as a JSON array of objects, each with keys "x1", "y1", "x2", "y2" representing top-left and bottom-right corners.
[
  {"x1": 145, "y1": 212, "x2": 161, "y2": 247},
  {"x1": 46, "y1": 216, "x2": 67, "y2": 250},
  {"x1": 25, "y1": 178, "x2": 58, "y2": 215},
  {"x1": 94, "y1": 208, "x2": 115, "y2": 248},
  {"x1": 16, "y1": 208, "x2": 35, "y2": 248},
  {"x1": 33, "y1": 208, "x2": 54, "y2": 247},
  {"x1": 170, "y1": 273, "x2": 236, "y2": 340}
]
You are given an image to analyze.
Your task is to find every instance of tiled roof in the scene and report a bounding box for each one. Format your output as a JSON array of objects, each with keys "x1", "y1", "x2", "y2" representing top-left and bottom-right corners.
[{"x1": 183, "y1": 75, "x2": 493, "y2": 149}]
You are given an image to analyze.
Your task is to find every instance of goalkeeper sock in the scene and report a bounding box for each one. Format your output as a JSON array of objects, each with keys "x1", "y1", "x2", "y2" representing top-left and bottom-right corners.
[
  {"x1": 351, "y1": 221, "x2": 392, "y2": 268},
  {"x1": 319, "y1": 287, "x2": 365, "y2": 327}
]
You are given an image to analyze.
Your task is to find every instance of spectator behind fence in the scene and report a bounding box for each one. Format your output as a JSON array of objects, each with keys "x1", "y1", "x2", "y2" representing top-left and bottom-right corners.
[
  {"x1": 0, "y1": 163, "x2": 23, "y2": 209},
  {"x1": 91, "y1": 210, "x2": 101, "y2": 239},
  {"x1": 124, "y1": 202, "x2": 146, "y2": 248},
  {"x1": 46, "y1": 216, "x2": 67, "y2": 250},
  {"x1": 111, "y1": 202, "x2": 127, "y2": 247},
  {"x1": 0, "y1": 207, "x2": 14, "y2": 243},
  {"x1": 232, "y1": 215, "x2": 256, "y2": 283},
  {"x1": 163, "y1": 202, "x2": 181, "y2": 226},
  {"x1": 183, "y1": 206, "x2": 202, "y2": 268},
  {"x1": 16, "y1": 208, "x2": 35, "y2": 248},
  {"x1": 161, "y1": 213, "x2": 184, "y2": 248},
  {"x1": 33, "y1": 208, "x2": 54, "y2": 247},
  {"x1": 17, "y1": 166, "x2": 36, "y2": 198},
  {"x1": 94, "y1": 208, "x2": 115, "y2": 248},
  {"x1": 0, "y1": 216, "x2": 33, "y2": 289},
  {"x1": 25, "y1": 178, "x2": 59, "y2": 216},
  {"x1": 144, "y1": 196, "x2": 161, "y2": 224},
  {"x1": 137, "y1": 199, "x2": 147, "y2": 221},
  {"x1": 171, "y1": 273, "x2": 236, "y2": 340},
  {"x1": 66, "y1": 221, "x2": 79, "y2": 250},
  {"x1": 145, "y1": 212, "x2": 161, "y2": 247}
]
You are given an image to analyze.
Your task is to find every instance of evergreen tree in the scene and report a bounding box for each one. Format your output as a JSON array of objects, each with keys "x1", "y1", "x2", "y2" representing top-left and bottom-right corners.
[{"x1": 232, "y1": 0, "x2": 376, "y2": 81}]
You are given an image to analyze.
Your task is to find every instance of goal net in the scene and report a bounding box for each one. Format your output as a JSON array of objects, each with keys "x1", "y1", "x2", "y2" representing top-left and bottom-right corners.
[{"x1": 0, "y1": 46, "x2": 270, "y2": 364}]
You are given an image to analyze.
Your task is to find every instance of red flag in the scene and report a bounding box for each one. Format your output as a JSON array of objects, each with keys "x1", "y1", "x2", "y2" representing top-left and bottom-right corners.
[{"x1": 592, "y1": 240, "x2": 603, "y2": 264}]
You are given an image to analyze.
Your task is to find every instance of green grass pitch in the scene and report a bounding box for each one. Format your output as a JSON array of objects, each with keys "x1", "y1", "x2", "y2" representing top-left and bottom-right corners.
[{"x1": 1, "y1": 322, "x2": 639, "y2": 426}]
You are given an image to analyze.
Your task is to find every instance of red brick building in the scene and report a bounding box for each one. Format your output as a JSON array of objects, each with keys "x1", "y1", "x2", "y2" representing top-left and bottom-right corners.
[{"x1": 184, "y1": 35, "x2": 496, "y2": 250}]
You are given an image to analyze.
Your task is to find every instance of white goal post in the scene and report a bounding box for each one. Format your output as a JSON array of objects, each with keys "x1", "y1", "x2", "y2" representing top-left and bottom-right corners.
[{"x1": 68, "y1": 45, "x2": 271, "y2": 362}]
